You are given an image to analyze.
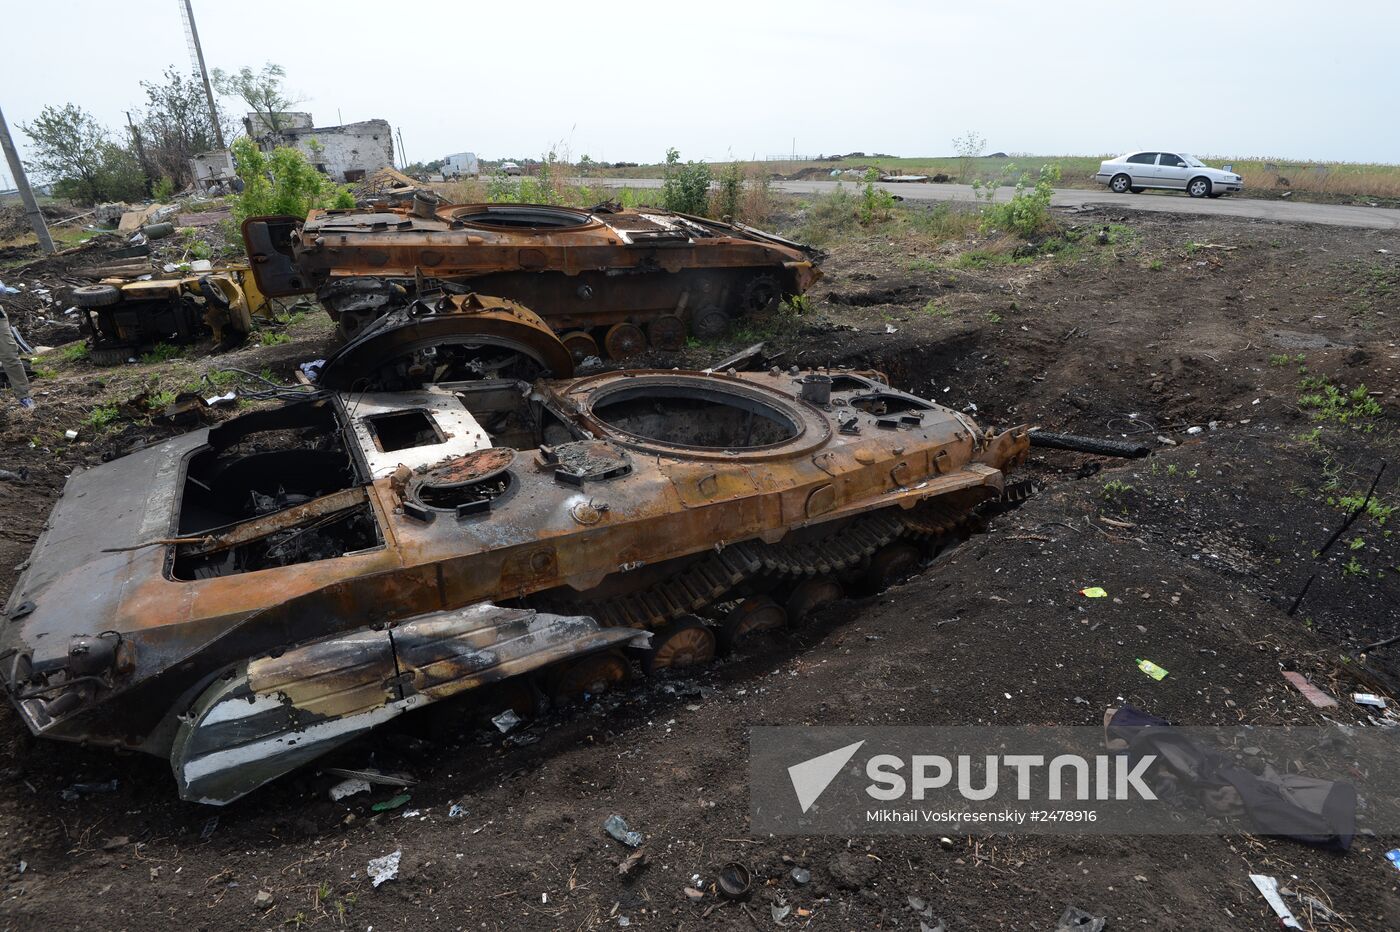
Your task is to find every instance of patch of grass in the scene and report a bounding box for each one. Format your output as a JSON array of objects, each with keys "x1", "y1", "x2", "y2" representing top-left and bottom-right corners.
[
  {"x1": 1298, "y1": 375, "x2": 1382, "y2": 429},
  {"x1": 1332, "y1": 491, "x2": 1394, "y2": 525},
  {"x1": 150, "y1": 388, "x2": 178, "y2": 409},
  {"x1": 1147, "y1": 258, "x2": 1164, "y2": 271},
  {"x1": 257, "y1": 331, "x2": 292, "y2": 347},
  {"x1": 908, "y1": 257, "x2": 939, "y2": 273},
  {"x1": 139, "y1": 343, "x2": 183, "y2": 365},
  {"x1": 83, "y1": 403, "x2": 119, "y2": 430},
  {"x1": 32, "y1": 366, "x2": 56, "y2": 379},
  {"x1": 922, "y1": 299, "x2": 952, "y2": 318},
  {"x1": 1102, "y1": 479, "x2": 1134, "y2": 499},
  {"x1": 60, "y1": 342, "x2": 90, "y2": 362}
]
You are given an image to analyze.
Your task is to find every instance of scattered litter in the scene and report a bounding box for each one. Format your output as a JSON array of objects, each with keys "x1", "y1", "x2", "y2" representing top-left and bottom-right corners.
[
  {"x1": 367, "y1": 850, "x2": 401, "y2": 887},
  {"x1": 790, "y1": 867, "x2": 810, "y2": 885},
  {"x1": 199, "y1": 816, "x2": 219, "y2": 841},
  {"x1": 253, "y1": 890, "x2": 275, "y2": 910},
  {"x1": 1135, "y1": 658, "x2": 1169, "y2": 681},
  {"x1": 1249, "y1": 873, "x2": 1301, "y2": 929},
  {"x1": 884, "y1": 323, "x2": 898, "y2": 334},
  {"x1": 771, "y1": 904, "x2": 792, "y2": 923},
  {"x1": 371, "y1": 794, "x2": 411, "y2": 812},
  {"x1": 1055, "y1": 906, "x2": 1106, "y2": 931},
  {"x1": 603, "y1": 814, "x2": 644, "y2": 848},
  {"x1": 1281, "y1": 671, "x2": 1337, "y2": 708},
  {"x1": 683, "y1": 886, "x2": 705, "y2": 901},
  {"x1": 618, "y1": 849, "x2": 648, "y2": 878},
  {"x1": 717, "y1": 861, "x2": 753, "y2": 900},
  {"x1": 204, "y1": 391, "x2": 237, "y2": 408},
  {"x1": 492, "y1": 709, "x2": 523, "y2": 733},
  {"x1": 0, "y1": 469, "x2": 22, "y2": 482},
  {"x1": 1353, "y1": 692, "x2": 1387, "y2": 709},
  {"x1": 1079, "y1": 586, "x2": 1108, "y2": 599},
  {"x1": 64, "y1": 429, "x2": 79, "y2": 441},
  {"x1": 1280, "y1": 885, "x2": 1342, "y2": 922},
  {"x1": 59, "y1": 779, "x2": 118, "y2": 801},
  {"x1": 1186, "y1": 425, "x2": 1203, "y2": 435},
  {"x1": 448, "y1": 803, "x2": 467, "y2": 818},
  {"x1": 330, "y1": 778, "x2": 372, "y2": 801},
  {"x1": 324, "y1": 767, "x2": 416, "y2": 788},
  {"x1": 401, "y1": 809, "x2": 422, "y2": 819}
]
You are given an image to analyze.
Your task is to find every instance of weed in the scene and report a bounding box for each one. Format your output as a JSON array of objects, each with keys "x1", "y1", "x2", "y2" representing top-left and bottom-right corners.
[
  {"x1": 152, "y1": 176, "x2": 175, "y2": 201},
  {"x1": 1102, "y1": 479, "x2": 1134, "y2": 499},
  {"x1": 258, "y1": 331, "x2": 291, "y2": 347},
  {"x1": 61, "y1": 342, "x2": 89, "y2": 362},
  {"x1": 986, "y1": 310, "x2": 1003, "y2": 324},
  {"x1": 713, "y1": 160, "x2": 742, "y2": 221},
  {"x1": 908, "y1": 257, "x2": 939, "y2": 273},
  {"x1": 84, "y1": 404, "x2": 119, "y2": 430},
  {"x1": 1343, "y1": 556, "x2": 1368, "y2": 578},
  {"x1": 661, "y1": 147, "x2": 712, "y2": 215},
  {"x1": 1186, "y1": 468, "x2": 1199, "y2": 479},
  {"x1": 922, "y1": 300, "x2": 952, "y2": 318},
  {"x1": 859, "y1": 168, "x2": 895, "y2": 225},
  {"x1": 1298, "y1": 375, "x2": 1382, "y2": 429},
  {"x1": 979, "y1": 163, "x2": 1061, "y2": 237},
  {"x1": 1269, "y1": 353, "x2": 1291, "y2": 366},
  {"x1": 139, "y1": 343, "x2": 183, "y2": 365},
  {"x1": 150, "y1": 388, "x2": 177, "y2": 408},
  {"x1": 781, "y1": 294, "x2": 812, "y2": 316},
  {"x1": 1334, "y1": 492, "x2": 1394, "y2": 525},
  {"x1": 1147, "y1": 258, "x2": 1164, "y2": 271},
  {"x1": 1349, "y1": 536, "x2": 1366, "y2": 551},
  {"x1": 32, "y1": 366, "x2": 56, "y2": 379}
]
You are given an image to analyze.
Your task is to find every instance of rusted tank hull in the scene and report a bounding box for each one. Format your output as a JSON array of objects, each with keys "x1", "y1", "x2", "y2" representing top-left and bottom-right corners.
[
  {"x1": 1, "y1": 362, "x2": 1026, "y2": 803},
  {"x1": 243, "y1": 202, "x2": 823, "y2": 352}
]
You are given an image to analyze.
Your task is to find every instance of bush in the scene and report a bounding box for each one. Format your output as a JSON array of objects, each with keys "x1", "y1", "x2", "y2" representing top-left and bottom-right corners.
[
  {"x1": 661, "y1": 148, "x2": 711, "y2": 215},
  {"x1": 859, "y1": 168, "x2": 895, "y2": 224},
  {"x1": 229, "y1": 137, "x2": 356, "y2": 222},
  {"x1": 152, "y1": 176, "x2": 175, "y2": 201},
  {"x1": 713, "y1": 161, "x2": 743, "y2": 221},
  {"x1": 978, "y1": 163, "x2": 1060, "y2": 238}
]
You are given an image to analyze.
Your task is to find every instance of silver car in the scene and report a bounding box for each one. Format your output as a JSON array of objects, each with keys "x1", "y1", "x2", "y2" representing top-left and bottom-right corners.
[{"x1": 1095, "y1": 152, "x2": 1243, "y2": 198}]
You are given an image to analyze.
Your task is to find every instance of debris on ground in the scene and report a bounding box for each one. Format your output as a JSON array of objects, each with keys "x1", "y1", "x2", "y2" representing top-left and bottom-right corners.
[
  {"x1": 617, "y1": 849, "x2": 648, "y2": 879},
  {"x1": 329, "y1": 777, "x2": 371, "y2": 801},
  {"x1": 252, "y1": 890, "x2": 274, "y2": 910},
  {"x1": 491, "y1": 709, "x2": 523, "y2": 733},
  {"x1": 1079, "y1": 586, "x2": 1108, "y2": 598},
  {"x1": 1249, "y1": 874, "x2": 1301, "y2": 929},
  {"x1": 323, "y1": 768, "x2": 416, "y2": 788},
  {"x1": 602, "y1": 815, "x2": 644, "y2": 848},
  {"x1": 59, "y1": 779, "x2": 118, "y2": 801},
  {"x1": 366, "y1": 850, "x2": 401, "y2": 888},
  {"x1": 1135, "y1": 658, "x2": 1169, "y2": 681},
  {"x1": 1281, "y1": 670, "x2": 1338, "y2": 708},
  {"x1": 1055, "y1": 906, "x2": 1107, "y2": 931}
]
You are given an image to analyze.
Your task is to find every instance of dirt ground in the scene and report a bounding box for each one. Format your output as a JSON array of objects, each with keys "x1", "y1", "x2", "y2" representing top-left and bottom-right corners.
[{"x1": 1, "y1": 203, "x2": 1398, "y2": 931}]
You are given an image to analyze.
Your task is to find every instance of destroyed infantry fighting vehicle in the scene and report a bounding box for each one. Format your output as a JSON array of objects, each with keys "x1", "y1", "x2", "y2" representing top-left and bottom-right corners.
[
  {"x1": 0, "y1": 323, "x2": 1027, "y2": 804},
  {"x1": 242, "y1": 199, "x2": 823, "y2": 361}
]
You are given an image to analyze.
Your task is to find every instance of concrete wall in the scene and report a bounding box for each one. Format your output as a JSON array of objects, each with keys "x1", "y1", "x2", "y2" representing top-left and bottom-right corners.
[{"x1": 249, "y1": 116, "x2": 395, "y2": 183}]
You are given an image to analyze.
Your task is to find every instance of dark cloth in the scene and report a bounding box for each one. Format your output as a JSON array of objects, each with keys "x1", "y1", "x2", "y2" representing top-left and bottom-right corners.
[{"x1": 1107, "y1": 705, "x2": 1355, "y2": 850}]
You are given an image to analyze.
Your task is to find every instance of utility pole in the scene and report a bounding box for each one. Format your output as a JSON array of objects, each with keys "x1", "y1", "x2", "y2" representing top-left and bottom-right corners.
[
  {"x1": 396, "y1": 128, "x2": 407, "y2": 169},
  {"x1": 126, "y1": 111, "x2": 155, "y2": 193},
  {"x1": 0, "y1": 105, "x2": 55, "y2": 254},
  {"x1": 180, "y1": 0, "x2": 225, "y2": 149}
]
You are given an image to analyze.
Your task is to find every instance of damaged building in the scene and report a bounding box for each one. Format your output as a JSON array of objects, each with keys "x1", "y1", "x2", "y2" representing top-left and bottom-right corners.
[{"x1": 244, "y1": 112, "x2": 395, "y2": 183}]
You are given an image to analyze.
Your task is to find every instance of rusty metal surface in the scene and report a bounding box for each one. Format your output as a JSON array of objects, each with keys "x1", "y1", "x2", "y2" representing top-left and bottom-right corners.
[
  {"x1": 1, "y1": 365, "x2": 1025, "y2": 801},
  {"x1": 241, "y1": 203, "x2": 824, "y2": 351}
]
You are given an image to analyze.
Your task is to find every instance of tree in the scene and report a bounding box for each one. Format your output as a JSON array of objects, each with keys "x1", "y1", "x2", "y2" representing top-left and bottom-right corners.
[
  {"x1": 138, "y1": 67, "x2": 223, "y2": 188},
  {"x1": 21, "y1": 104, "x2": 145, "y2": 204},
  {"x1": 212, "y1": 63, "x2": 302, "y2": 135}
]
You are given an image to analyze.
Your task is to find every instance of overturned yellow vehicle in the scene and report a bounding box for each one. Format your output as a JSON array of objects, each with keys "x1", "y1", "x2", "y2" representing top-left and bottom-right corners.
[{"x1": 0, "y1": 329, "x2": 1027, "y2": 804}]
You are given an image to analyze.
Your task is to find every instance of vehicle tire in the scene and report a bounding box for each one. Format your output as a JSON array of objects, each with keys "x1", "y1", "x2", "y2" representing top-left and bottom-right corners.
[
  {"x1": 70, "y1": 284, "x2": 121, "y2": 308},
  {"x1": 1208, "y1": 192, "x2": 1223, "y2": 199},
  {"x1": 1129, "y1": 187, "x2": 1144, "y2": 194},
  {"x1": 1109, "y1": 173, "x2": 1132, "y2": 194},
  {"x1": 1187, "y1": 177, "x2": 1212, "y2": 198}
]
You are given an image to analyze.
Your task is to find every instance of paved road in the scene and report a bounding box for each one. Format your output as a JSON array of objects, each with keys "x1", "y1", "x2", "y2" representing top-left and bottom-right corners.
[{"x1": 600, "y1": 177, "x2": 1400, "y2": 231}]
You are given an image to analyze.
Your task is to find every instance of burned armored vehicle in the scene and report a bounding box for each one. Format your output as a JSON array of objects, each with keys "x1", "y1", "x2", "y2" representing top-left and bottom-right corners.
[
  {"x1": 1, "y1": 322, "x2": 1026, "y2": 804},
  {"x1": 242, "y1": 199, "x2": 822, "y2": 359}
]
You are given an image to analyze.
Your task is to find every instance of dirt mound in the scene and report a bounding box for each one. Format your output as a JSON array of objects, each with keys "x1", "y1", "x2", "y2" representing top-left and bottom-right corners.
[{"x1": 0, "y1": 202, "x2": 78, "y2": 241}]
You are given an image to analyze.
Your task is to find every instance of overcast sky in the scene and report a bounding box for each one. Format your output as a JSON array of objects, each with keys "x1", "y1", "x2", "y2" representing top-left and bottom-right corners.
[{"x1": 2, "y1": 0, "x2": 1397, "y2": 185}]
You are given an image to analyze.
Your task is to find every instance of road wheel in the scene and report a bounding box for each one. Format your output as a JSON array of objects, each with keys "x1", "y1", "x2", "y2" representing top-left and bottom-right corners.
[
  {"x1": 70, "y1": 285, "x2": 121, "y2": 308},
  {"x1": 647, "y1": 315, "x2": 686, "y2": 352},
  {"x1": 548, "y1": 649, "x2": 631, "y2": 706},
  {"x1": 1129, "y1": 187, "x2": 1144, "y2": 194},
  {"x1": 785, "y1": 578, "x2": 844, "y2": 627},
  {"x1": 1208, "y1": 192, "x2": 1223, "y2": 199},
  {"x1": 740, "y1": 273, "x2": 782, "y2": 313},
  {"x1": 640, "y1": 616, "x2": 716, "y2": 675},
  {"x1": 717, "y1": 596, "x2": 787, "y2": 654},
  {"x1": 691, "y1": 305, "x2": 731, "y2": 341},
  {"x1": 1187, "y1": 177, "x2": 1212, "y2": 198},
  {"x1": 603, "y1": 322, "x2": 646, "y2": 359},
  {"x1": 1109, "y1": 173, "x2": 1132, "y2": 194},
  {"x1": 857, "y1": 542, "x2": 923, "y2": 594},
  {"x1": 560, "y1": 330, "x2": 599, "y2": 363}
]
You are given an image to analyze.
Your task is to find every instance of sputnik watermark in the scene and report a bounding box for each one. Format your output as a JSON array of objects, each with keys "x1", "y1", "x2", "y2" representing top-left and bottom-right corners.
[{"x1": 751, "y1": 726, "x2": 1399, "y2": 836}]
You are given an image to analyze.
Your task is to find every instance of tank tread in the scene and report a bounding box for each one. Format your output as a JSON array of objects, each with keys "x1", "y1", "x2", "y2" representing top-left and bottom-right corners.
[{"x1": 579, "y1": 510, "x2": 927, "y2": 631}]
